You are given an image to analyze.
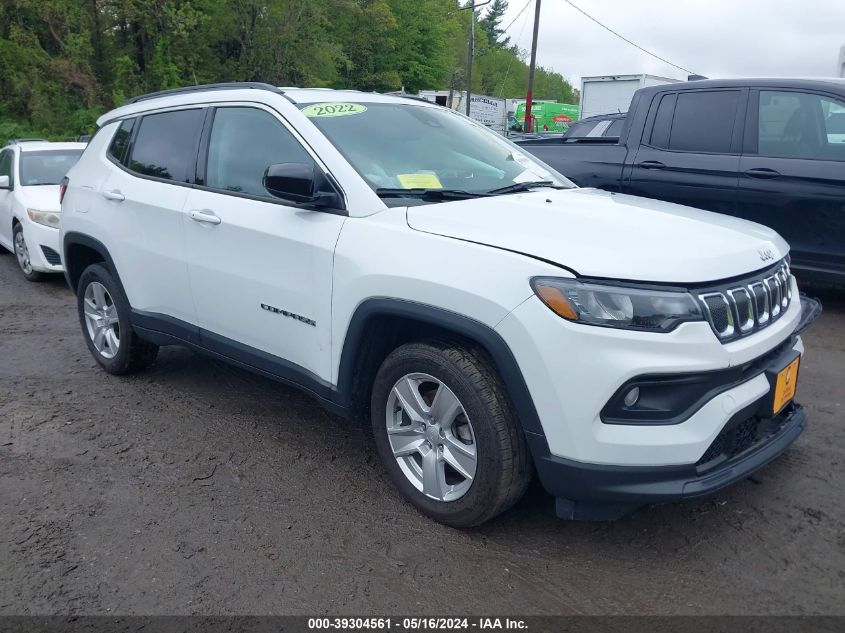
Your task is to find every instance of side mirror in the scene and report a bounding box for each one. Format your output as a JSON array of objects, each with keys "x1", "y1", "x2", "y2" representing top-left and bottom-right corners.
[
  {"x1": 263, "y1": 163, "x2": 343, "y2": 210},
  {"x1": 0, "y1": 175, "x2": 9, "y2": 189}
]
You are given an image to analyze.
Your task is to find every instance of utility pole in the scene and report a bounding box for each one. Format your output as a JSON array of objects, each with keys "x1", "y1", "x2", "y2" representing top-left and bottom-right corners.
[
  {"x1": 524, "y1": 0, "x2": 542, "y2": 132},
  {"x1": 447, "y1": 69, "x2": 459, "y2": 109},
  {"x1": 460, "y1": 1, "x2": 491, "y2": 117},
  {"x1": 466, "y1": 10, "x2": 474, "y2": 115}
]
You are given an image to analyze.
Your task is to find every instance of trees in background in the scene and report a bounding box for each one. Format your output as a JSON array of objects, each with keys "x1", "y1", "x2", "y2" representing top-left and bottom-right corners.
[{"x1": 0, "y1": 0, "x2": 575, "y2": 140}]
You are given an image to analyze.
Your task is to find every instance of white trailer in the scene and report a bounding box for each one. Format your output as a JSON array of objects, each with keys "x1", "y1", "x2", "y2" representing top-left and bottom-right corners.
[
  {"x1": 417, "y1": 90, "x2": 508, "y2": 135},
  {"x1": 579, "y1": 74, "x2": 680, "y2": 119}
]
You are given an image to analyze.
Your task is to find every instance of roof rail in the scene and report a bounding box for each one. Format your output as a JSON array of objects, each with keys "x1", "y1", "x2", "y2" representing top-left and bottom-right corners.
[
  {"x1": 124, "y1": 82, "x2": 284, "y2": 105},
  {"x1": 9, "y1": 138, "x2": 49, "y2": 144}
]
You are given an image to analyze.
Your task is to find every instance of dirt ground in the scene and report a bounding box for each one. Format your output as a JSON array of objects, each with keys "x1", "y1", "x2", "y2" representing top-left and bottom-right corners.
[{"x1": 0, "y1": 251, "x2": 843, "y2": 616}]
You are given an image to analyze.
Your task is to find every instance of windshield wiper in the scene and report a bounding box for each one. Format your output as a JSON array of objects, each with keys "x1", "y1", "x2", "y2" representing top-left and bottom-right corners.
[
  {"x1": 375, "y1": 188, "x2": 491, "y2": 201},
  {"x1": 485, "y1": 181, "x2": 566, "y2": 195}
]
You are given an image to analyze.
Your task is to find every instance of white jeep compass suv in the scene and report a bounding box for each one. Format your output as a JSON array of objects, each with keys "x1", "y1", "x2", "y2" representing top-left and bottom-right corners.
[
  {"x1": 0, "y1": 139, "x2": 85, "y2": 280},
  {"x1": 60, "y1": 83, "x2": 821, "y2": 526}
]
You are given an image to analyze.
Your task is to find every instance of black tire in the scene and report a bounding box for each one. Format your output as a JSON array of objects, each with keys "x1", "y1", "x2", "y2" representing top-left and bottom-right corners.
[
  {"x1": 76, "y1": 263, "x2": 158, "y2": 374},
  {"x1": 370, "y1": 341, "x2": 531, "y2": 527},
  {"x1": 13, "y1": 223, "x2": 44, "y2": 282}
]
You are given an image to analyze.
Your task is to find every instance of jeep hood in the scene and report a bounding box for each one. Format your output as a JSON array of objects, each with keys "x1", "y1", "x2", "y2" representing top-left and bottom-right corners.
[{"x1": 405, "y1": 188, "x2": 789, "y2": 284}]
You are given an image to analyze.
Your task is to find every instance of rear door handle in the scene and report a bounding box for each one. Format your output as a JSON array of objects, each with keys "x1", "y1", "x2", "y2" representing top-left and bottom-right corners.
[
  {"x1": 638, "y1": 160, "x2": 666, "y2": 170},
  {"x1": 744, "y1": 168, "x2": 781, "y2": 179},
  {"x1": 189, "y1": 209, "x2": 222, "y2": 225},
  {"x1": 102, "y1": 189, "x2": 125, "y2": 201}
]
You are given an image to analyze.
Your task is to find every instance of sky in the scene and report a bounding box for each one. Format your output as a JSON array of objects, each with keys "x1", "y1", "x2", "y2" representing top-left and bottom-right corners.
[{"x1": 498, "y1": 0, "x2": 845, "y2": 88}]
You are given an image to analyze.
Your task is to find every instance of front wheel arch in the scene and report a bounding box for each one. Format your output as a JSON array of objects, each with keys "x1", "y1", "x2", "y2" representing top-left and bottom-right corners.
[{"x1": 336, "y1": 299, "x2": 545, "y2": 437}]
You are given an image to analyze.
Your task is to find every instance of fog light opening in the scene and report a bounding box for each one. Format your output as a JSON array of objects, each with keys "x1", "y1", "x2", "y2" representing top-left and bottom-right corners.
[{"x1": 623, "y1": 387, "x2": 640, "y2": 408}]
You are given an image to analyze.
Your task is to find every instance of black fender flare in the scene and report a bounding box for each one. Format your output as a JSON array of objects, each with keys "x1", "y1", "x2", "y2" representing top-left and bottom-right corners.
[
  {"x1": 62, "y1": 232, "x2": 122, "y2": 294},
  {"x1": 335, "y1": 298, "x2": 545, "y2": 436}
]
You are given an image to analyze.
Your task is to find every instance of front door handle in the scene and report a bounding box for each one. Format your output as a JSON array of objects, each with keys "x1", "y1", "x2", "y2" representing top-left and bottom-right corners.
[
  {"x1": 744, "y1": 168, "x2": 781, "y2": 179},
  {"x1": 638, "y1": 160, "x2": 666, "y2": 170},
  {"x1": 189, "y1": 209, "x2": 222, "y2": 225},
  {"x1": 102, "y1": 189, "x2": 125, "y2": 201}
]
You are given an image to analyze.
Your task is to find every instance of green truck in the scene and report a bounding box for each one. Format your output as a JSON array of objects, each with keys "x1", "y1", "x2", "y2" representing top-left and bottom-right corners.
[{"x1": 513, "y1": 102, "x2": 579, "y2": 133}]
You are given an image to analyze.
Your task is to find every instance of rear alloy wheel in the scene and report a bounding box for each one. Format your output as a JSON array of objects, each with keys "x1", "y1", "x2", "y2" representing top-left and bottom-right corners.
[
  {"x1": 13, "y1": 224, "x2": 43, "y2": 282},
  {"x1": 76, "y1": 263, "x2": 158, "y2": 374},
  {"x1": 371, "y1": 341, "x2": 531, "y2": 527},
  {"x1": 82, "y1": 281, "x2": 121, "y2": 359}
]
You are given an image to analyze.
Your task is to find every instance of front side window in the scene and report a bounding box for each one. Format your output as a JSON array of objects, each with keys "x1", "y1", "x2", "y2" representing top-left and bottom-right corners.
[
  {"x1": 667, "y1": 91, "x2": 740, "y2": 153},
  {"x1": 128, "y1": 109, "x2": 204, "y2": 182},
  {"x1": 758, "y1": 90, "x2": 845, "y2": 160},
  {"x1": 301, "y1": 101, "x2": 572, "y2": 194},
  {"x1": 19, "y1": 150, "x2": 83, "y2": 186},
  {"x1": 205, "y1": 107, "x2": 314, "y2": 198}
]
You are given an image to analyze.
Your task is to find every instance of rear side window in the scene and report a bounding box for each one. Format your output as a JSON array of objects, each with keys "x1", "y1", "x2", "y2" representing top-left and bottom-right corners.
[
  {"x1": 127, "y1": 109, "x2": 204, "y2": 183},
  {"x1": 108, "y1": 118, "x2": 135, "y2": 165},
  {"x1": 668, "y1": 91, "x2": 740, "y2": 153}
]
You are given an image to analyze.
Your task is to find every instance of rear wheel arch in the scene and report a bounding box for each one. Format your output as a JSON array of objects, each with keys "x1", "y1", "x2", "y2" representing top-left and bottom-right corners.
[
  {"x1": 336, "y1": 299, "x2": 544, "y2": 436},
  {"x1": 63, "y1": 233, "x2": 119, "y2": 293}
]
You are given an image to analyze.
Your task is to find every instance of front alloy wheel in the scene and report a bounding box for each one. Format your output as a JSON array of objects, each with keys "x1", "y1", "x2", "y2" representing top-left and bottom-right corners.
[
  {"x1": 83, "y1": 281, "x2": 121, "y2": 359},
  {"x1": 386, "y1": 373, "x2": 477, "y2": 502},
  {"x1": 13, "y1": 224, "x2": 42, "y2": 281},
  {"x1": 371, "y1": 341, "x2": 531, "y2": 527}
]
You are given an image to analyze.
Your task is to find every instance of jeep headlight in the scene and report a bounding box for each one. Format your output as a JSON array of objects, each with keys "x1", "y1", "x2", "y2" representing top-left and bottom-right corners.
[
  {"x1": 531, "y1": 277, "x2": 703, "y2": 332},
  {"x1": 27, "y1": 208, "x2": 61, "y2": 229}
]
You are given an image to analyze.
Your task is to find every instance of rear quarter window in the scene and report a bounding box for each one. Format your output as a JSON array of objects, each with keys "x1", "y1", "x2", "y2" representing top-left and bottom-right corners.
[{"x1": 108, "y1": 118, "x2": 136, "y2": 166}]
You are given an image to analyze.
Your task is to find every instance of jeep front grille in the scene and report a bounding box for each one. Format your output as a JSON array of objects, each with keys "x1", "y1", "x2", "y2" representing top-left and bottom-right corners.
[{"x1": 698, "y1": 261, "x2": 792, "y2": 342}]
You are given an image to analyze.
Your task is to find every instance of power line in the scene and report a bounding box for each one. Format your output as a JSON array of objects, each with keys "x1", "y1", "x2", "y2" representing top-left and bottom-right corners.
[
  {"x1": 560, "y1": 0, "x2": 695, "y2": 75},
  {"x1": 497, "y1": 0, "x2": 534, "y2": 97},
  {"x1": 502, "y1": 0, "x2": 533, "y2": 34}
]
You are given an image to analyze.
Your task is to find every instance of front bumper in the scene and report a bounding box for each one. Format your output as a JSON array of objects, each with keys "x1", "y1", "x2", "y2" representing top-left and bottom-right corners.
[
  {"x1": 496, "y1": 286, "x2": 821, "y2": 519},
  {"x1": 496, "y1": 277, "x2": 807, "y2": 466},
  {"x1": 21, "y1": 219, "x2": 63, "y2": 272},
  {"x1": 528, "y1": 401, "x2": 806, "y2": 520}
]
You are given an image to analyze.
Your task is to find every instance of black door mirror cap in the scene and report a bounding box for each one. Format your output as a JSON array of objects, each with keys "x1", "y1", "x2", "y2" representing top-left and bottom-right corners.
[{"x1": 263, "y1": 162, "x2": 343, "y2": 210}]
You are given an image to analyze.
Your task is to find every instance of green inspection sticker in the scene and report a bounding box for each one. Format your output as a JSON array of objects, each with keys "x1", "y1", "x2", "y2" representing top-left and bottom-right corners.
[{"x1": 302, "y1": 102, "x2": 367, "y2": 117}]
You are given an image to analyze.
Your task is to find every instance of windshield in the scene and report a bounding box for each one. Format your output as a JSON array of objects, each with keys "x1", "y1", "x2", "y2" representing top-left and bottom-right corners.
[
  {"x1": 20, "y1": 150, "x2": 83, "y2": 186},
  {"x1": 300, "y1": 101, "x2": 574, "y2": 198}
]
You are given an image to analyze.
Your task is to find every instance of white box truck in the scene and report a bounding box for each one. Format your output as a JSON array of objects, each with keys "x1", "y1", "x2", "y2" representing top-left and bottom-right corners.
[
  {"x1": 579, "y1": 74, "x2": 680, "y2": 119},
  {"x1": 417, "y1": 90, "x2": 508, "y2": 135}
]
